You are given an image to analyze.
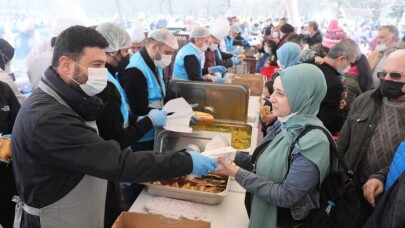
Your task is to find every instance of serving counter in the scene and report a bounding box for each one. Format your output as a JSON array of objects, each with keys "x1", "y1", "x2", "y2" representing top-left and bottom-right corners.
[{"x1": 129, "y1": 96, "x2": 262, "y2": 228}]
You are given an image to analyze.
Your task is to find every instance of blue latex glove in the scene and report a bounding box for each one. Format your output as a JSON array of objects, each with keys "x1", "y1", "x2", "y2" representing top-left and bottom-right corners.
[
  {"x1": 210, "y1": 66, "x2": 227, "y2": 74},
  {"x1": 242, "y1": 39, "x2": 249, "y2": 46},
  {"x1": 212, "y1": 77, "x2": 226, "y2": 83},
  {"x1": 233, "y1": 49, "x2": 241, "y2": 55},
  {"x1": 147, "y1": 109, "x2": 167, "y2": 127},
  {"x1": 187, "y1": 151, "x2": 217, "y2": 177},
  {"x1": 231, "y1": 57, "x2": 241, "y2": 65},
  {"x1": 190, "y1": 103, "x2": 199, "y2": 109},
  {"x1": 190, "y1": 115, "x2": 198, "y2": 125}
]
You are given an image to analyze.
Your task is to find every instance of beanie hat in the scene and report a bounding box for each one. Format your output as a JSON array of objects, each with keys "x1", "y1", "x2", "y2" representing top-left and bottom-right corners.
[
  {"x1": 0, "y1": 39, "x2": 14, "y2": 70},
  {"x1": 322, "y1": 20, "x2": 347, "y2": 49},
  {"x1": 280, "y1": 23, "x2": 294, "y2": 34}
]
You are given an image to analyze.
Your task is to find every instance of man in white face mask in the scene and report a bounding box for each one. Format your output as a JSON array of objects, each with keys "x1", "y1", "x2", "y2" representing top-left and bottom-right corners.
[
  {"x1": 11, "y1": 25, "x2": 216, "y2": 228},
  {"x1": 173, "y1": 26, "x2": 227, "y2": 82},
  {"x1": 313, "y1": 38, "x2": 360, "y2": 135},
  {"x1": 119, "y1": 29, "x2": 178, "y2": 150},
  {"x1": 368, "y1": 25, "x2": 399, "y2": 88}
]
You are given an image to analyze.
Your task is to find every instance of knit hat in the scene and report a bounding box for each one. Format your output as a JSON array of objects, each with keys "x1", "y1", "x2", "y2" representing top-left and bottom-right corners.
[
  {"x1": 280, "y1": 23, "x2": 294, "y2": 34},
  {"x1": 0, "y1": 39, "x2": 14, "y2": 70},
  {"x1": 322, "y1": 20, "x2": 347, "y2": 49}
]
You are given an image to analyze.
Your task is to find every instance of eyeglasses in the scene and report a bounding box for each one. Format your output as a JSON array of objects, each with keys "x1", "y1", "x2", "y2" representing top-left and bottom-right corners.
[{"x1": 377, "y1": 72, "x2": 405, "y2": 80}]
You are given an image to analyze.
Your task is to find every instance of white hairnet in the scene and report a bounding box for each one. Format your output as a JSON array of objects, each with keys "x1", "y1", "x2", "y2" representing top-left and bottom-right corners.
[
  {"x1": 210, "y1": 16, "x2": 230, "y2": 40},
  {"x1": 148, "y1": 29, "x2": 179, "y2": 50},
  {"x1": 190, "y1": 26, "x2": 210, "y2": 38},
  {"x1": 131, "y1": 20, "x2": 145, "y2": 43},
  {"x1": 230, "y1": 25, "x2": 240, "y2": 33},
  {"x1": 96, "y1": 22, "x2": 131, "y2": 52},
  {"x1": 54, "y1": 17, "x2": 84, "y2": 36}
]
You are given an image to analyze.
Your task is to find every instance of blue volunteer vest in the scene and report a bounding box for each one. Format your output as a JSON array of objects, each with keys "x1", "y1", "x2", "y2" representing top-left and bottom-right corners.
[
  {"x1": 224, "y1": 36, "x2": 234, "y2": 52},
  {"x1": 126, "y1": 52, "x2": 166, "y2": 142},
  {"x1": 107, "y1": 72, "x2": 129, "y2": 128},
  {"x1": 173, "y1": 43, "x2": 202, "y2": 80}
]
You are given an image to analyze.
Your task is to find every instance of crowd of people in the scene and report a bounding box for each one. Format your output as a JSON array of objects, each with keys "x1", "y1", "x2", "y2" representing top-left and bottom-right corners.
[{"x1": 0, "y1": 12, "x2": 404, "y2": 228}]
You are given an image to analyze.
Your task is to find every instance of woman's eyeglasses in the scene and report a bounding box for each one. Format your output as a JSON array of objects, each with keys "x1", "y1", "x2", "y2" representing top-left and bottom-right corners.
[{"x1": 377, "y1": 72, "x2": 405, "y2": 80}]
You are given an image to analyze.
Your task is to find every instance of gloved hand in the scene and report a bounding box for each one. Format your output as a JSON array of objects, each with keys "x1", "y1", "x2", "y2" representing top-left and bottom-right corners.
[
  {"x1": 233, "y1": 49, "x2": 241, "y2": 55},
  {"x1": 147, "y1": 109, "x2": 167, "y2": 127},
  {"x1": 190, "y1": 103, "x2": 199, "y2": 109},
  {"x1": 190, "y1": 115, "x2": 198, "y2": 125},
  {"x1": 212, "y1": 77, "x2": 226, "y2": 83},
  {"x1": 187, "y1": 151, "x2": 217, "y2": 177},
  {"x1": 242, "y1": 39, "x2": 249, "y2": 46},
  {"x1": 210, "y1": 66, "x2": 227, "y2": 74},
  {"x1": 231, "y1": 57, "x2": 241, "y2": 65}
]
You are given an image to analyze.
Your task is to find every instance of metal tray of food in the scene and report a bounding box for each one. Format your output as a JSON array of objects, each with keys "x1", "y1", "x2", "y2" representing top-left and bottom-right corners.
[
  {"x1": 192, "y1": 120, "x2": 253, "y2": 150},
  {"x1": 145, "y1": 174, "x2": 230, "y2": 205},
  {"x1": 168, "y1": 80, "x2": 249, "y2": 122}
]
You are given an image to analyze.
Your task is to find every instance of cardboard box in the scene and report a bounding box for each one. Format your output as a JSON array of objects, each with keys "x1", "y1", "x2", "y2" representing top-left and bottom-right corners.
[
  {"x1": 231, "y1": 74, "x2": 264, "y2": 96},
  {"x1": 112, "y1": 212, "x2": 211, "y2": 228}
]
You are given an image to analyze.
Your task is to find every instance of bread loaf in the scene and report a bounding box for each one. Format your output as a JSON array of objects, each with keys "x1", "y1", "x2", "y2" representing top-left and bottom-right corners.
[
  {"x1": 193, "y1": 111, "x2": 214, "y2": 125},
  {"x1": 0, "y1": 137, "x2": 11, "y2": 163}
]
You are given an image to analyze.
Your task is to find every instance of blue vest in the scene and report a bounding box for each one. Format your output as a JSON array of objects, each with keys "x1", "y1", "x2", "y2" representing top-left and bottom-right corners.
[
  {"x1": 107, "y1": 72, "x2": 129, "y2": 128},
  {"x1": 173, "y1": 43, "x2": 202, "y2": 80},
  {"x1": 224, "y1": 36, "x2": 234, "y2": 52},
  {"x1": 126, "y1": 52, "x2": 166, "y2": 142},
  {"x1": 385, "y1": 140, "x2": 405, "y2": 191},
  {"x1": 215, "y1": 48, "x2": 223, "y2": 61}
]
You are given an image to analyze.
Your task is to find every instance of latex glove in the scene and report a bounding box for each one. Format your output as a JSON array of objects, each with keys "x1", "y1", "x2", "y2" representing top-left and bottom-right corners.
[
  {"x1": 363, "y1": 178, "x2": 384, "y2": 207},
  {"x1": 233, "y1": 49, "x2": 241, "y2": 55},
  {"x1": 210, "y1": 66, "x2": 227, "y2": 74},
  {"x1": 190, "y1": 103, "x2": 199, "y2": 109},
  {"x1": 147, "y1": 109, "x2": 167, "y2": 127},
  {"x1": 212, "y1": 77, "x2": 226, "y2": 83},
  {"x1": 242, "y1": 39, "x2": 249, "y2": 46},
  {"x1": 187, "y1": 151, "x2": 217, "y2": 177},
  {"x1": 231, "y1": 57, "x2": 241, "y2": 65},
  {"x1": 190, "y1": 115, "x2": 198, "y2": 125}
]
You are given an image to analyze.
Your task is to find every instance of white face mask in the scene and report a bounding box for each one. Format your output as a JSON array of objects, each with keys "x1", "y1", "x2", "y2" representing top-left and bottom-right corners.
[
  {"x1": 200, "y1": 44, "x2": 209, "y2": 52},
  {"x1": 154, "y1": 54, "x2": 172, "y2": 69},
  {"x1": 376, "y1": 43, "x2": 387, "y2": 52},
  {"x1": 264, "y1": 47, "x2": 270, "y2": 54},
  {"x1": 209, "y1": 43, "x2": 218, "y2": 51},
  {"x1": 153, "y1": 47, "x2": 172, "y2": 69},
  {"x1": 337, "y1": 59, "x2": 351, "y2": 75},
  {"x1": 70, "y1": 66, "x2": 108, "y2": 96}
]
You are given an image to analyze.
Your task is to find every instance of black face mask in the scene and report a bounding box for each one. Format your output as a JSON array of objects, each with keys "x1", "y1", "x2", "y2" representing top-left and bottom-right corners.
[
  {"x1": 380, "y1": 79, "x2": 405, "y2": 99},
  {"x1": 115, "y1": 53, "x2": 130, "y2": 74}
]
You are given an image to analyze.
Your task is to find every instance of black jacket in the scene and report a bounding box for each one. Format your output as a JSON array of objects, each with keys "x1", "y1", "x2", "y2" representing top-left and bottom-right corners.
[
  {"x1": 314, "y1": 63, "x2": 344, "y2": 135},
  {"x1": 96, "y1": 65, "x2": 153, "y2": 149},
  {"x1": 307, "y1": 31, "x2": 323, "y2": 47},
  {"x1": 0, "y1": 81, "x2": 20, "y2": 228},
  {"x1": 0, "y1": 81, "x2": 20, "y2": 135},
  {"x1": 12, "y1": 68, "x2": 192, "y2": 226}
]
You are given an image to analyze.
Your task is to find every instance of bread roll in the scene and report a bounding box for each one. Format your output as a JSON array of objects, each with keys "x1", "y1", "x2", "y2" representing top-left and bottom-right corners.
[{"x1": 193, "y1": 111, "x2": 214, "y2": 125}]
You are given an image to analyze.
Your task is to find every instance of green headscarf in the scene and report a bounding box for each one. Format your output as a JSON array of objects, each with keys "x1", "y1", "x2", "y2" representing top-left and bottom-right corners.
[{"x1": 249, "y1": 64, "x2": 331, "y2": 228}]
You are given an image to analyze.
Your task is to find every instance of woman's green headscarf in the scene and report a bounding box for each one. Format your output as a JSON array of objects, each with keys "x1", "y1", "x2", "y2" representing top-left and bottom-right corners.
[{"x1": 249, "y1": 64, "x2": 331, "y2": 228}]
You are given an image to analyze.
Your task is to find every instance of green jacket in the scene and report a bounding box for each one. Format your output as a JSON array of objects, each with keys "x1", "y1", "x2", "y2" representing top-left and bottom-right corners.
[
  {"x1": 344, "y1": 74, "x2": 362, "y2": 110},
  {"x1": 337, "y1": 89, "x2": 382, "y2": 181}
]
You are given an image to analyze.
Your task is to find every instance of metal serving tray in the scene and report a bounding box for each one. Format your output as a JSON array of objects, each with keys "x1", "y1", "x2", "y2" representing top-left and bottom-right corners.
[
  {"x1": 168, "y1": 80, "x2": 250, "y2": 122},
  {"x1": 145, "y1": 175, "x2": 230, "y2": 205},
  {"x1": 148, "y1": 129, "x2": 232, "y2": 205}
]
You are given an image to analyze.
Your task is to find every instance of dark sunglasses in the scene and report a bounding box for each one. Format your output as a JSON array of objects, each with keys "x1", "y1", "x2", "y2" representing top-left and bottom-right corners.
[{"x1": 377, "y1": 72, "x2": 405, "y2": 80}]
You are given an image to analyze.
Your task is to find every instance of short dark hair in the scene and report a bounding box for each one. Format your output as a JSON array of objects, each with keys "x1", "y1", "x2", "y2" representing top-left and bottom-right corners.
[
  {"x1": 280, "y1": 23, "x2": 294, "y2": 34},
  {"x1": 52, "y1": 25, "x2": 108, "y2": 67},
  {"x1": 308, "y1": 21, "x2": 319, "y2": 31},
  {"x1": 265, "y1": 39, "x2": 278, "y2": 57},
  {"x1": 287, "y1": 34, "x2": 307, "y2": 45}
]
